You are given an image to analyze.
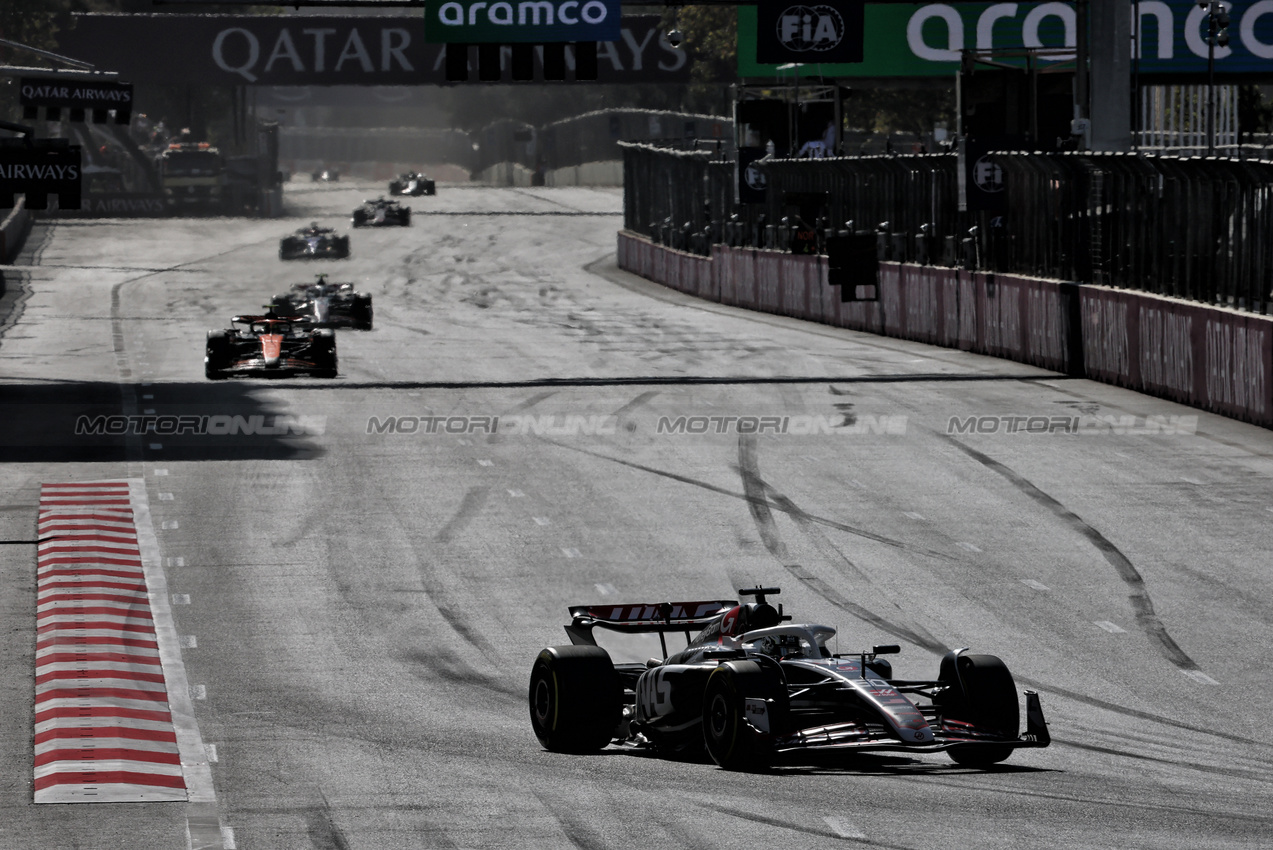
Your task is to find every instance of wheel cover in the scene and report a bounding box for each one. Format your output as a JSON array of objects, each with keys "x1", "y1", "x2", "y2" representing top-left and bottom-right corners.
[
  {"x1": 708, "y1": 691, "x2": 730, "y2": 739},
  {"x1": 532, "y1": 676, "x2": 553, "y2": 727}
]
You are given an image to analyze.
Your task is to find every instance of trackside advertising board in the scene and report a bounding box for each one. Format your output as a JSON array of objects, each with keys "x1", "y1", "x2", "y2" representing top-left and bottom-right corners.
[
  {"x1": 424, "y1": 0, "x2": 622, "y2": 43},
  {"x1": 739, "y1": 1, "x2": 1273, "y2": 78},
  {"x1": 0, "y1": 143, "x2": 82, "y2": 210},
  {"x1": 54, "y1": 14, "x2": 678, "y2": 86}
]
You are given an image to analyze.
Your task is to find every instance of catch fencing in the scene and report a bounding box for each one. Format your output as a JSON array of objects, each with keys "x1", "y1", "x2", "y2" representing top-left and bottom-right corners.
[{"x1": 622, "y1": 143, "x2": 1273, "y2": 314}]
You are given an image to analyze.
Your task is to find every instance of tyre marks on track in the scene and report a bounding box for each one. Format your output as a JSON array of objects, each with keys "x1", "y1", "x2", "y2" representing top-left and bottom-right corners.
[
  {"x1": 529, "y1": 788, "x2": 613, "y2": 850},
  {"x1": 433, "y1": 485, "x2": 490, "y2": 544},
  {"x1": 304, "y1": 788, "x2": 354, "y2": 850},
  {"x1": 736, "y1": 435, "x2": 948, "y2": 654},
  {"x1": 549, "y1": 441, "x2": 943, "y2": 556},
  {"x1": 942, "y1": 437, "x2": 1203, "y2": 674}
]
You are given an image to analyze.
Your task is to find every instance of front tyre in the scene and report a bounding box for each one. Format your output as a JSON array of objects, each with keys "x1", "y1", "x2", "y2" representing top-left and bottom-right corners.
[
  {"x1": 311, "y1": 329, "x2": 338, "y2": 378},
  {"x1": 703, "y1": 660, "x2": 787, "y2": 771},
  {"x1": 352, "y1": 294, "x2": 373, "y2": 330},
  {"x1": 938, "y1": 652, "x2": 1019, "y2": 767},
  {"x1": 528, "y1": 645, "x2": 620, "y2": 753},
  {"x1": 205, "y1": 330, "x2": 231, "y2": 380}
]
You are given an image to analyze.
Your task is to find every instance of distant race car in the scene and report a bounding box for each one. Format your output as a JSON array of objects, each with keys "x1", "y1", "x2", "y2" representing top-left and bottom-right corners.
[
  {"x1": 272, "y1": 274, "x2": 373, "y2": 330},
  {"x1": 279, "y1": 223, "x2": 350, "y2": 260},
  {"x1": 311, "y1": 168, "x2": 339, "y2": 182},
  {"x1": 389, "y1": 171, "x2": 436, "y2": 196},
  {"x1": 351, "y1": 197, "x2": 411, "y2": 227},
  {"x1": 205, "y1": 314, "x2": 337, "y2": 379},
  {"x1": 529, "y1": 587, "x2": 1050, "y2": 771}
]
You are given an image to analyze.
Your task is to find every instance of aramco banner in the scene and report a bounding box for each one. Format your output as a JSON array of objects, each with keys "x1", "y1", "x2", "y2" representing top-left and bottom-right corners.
[
  {"x1": 740, "y1": 1, "x2": 1273, "y2": 78},
  {"x1": 424, "y1": 0, "x2": 622, "y2": 43},
  {"x1": 53, "y1": 13, "x2": 681, "y2": 86}
]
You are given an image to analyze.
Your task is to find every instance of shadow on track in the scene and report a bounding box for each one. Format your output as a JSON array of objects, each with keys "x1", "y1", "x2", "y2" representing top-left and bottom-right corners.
[
  {"x1": 0, "y1": 380, "x2": 325, "y2": 462},
  {"x1": 581, "y1": 746, "x2": 1054, "y2": 776}
]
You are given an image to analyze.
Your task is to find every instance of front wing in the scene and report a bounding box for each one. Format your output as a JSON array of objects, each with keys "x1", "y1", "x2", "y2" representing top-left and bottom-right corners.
[
  {"x1": 772, "y1": 691, "x2": 1050, "y2": 757},
  {"x1": 217, "y1": 357, "x2": 331, "y2": 376}
]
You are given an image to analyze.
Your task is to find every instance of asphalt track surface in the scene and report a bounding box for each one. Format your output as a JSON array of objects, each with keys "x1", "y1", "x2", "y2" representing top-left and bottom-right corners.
[{"x1": 2, "y1": 182, "x2": 1272, "y2": 850}]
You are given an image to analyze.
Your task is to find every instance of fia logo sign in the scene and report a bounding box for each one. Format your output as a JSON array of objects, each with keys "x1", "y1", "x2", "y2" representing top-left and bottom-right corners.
[
  {"x1": 757, "y1": 0, "x2": 862, "y2": 65},
  {"x1": 744, "y1": 162, "x2": 767, "y2": 192},
  {"x1": 973, "y1": 156, "x2": 1004, "y2": 194},
  {"x1": 775, "y1": 5, "x2": 845, "y2": 53}
]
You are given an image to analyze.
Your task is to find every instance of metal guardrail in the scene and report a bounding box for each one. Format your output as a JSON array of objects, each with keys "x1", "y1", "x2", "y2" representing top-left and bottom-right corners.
[
  {"x1": 473, "y1": 109, "x2": 733, "y2": 178},
  {"x1": 622, "y1": 142, "x2": 1273, "y2": 312}
]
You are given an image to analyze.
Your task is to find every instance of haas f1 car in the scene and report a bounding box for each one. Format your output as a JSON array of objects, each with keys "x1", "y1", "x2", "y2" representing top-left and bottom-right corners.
[
  {"x1": 389, "y1": 171, "x2": 436, "y2": 196},
  {"x1": 352, "y1": 197, "x2": 411, "y2": 227},
  {"x1": 280, "y1": 223, "x2": 350, "y2": 260},
  {"x1": 529, "y1": 587, "x2": 1050, "y2": 771},
  {"x1": 272, "y1": 275, "x2": 372, "y2": 330},
  {"x1": 205, "y1": 315, "x2": 337, "y2": 379}
]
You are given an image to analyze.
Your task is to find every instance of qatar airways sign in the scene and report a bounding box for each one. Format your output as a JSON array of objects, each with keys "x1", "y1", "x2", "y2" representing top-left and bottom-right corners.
[
  {"x1": 739, "y1": 1, "x2": 1273, "y2": 78},
  {"x1": 54, "y1": 13, "x2": 664, "y2": 85},
  {"x1": 425, "y1": 0, "x2": 622, "y2": 43}
]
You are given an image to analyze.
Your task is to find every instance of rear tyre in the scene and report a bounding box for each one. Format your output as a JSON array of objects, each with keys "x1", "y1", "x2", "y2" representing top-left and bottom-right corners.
[
  {"x1": 271, "y1": 295, "x2": 294, "y2": 316},
  {"x1": 336, "y1": 236, "x2": 350, "y2": 259},
  {"x1": 528, "y1": 645, "x2": 620, "y2": 753},
  {"x1": 401, "y1": 208, "x2": 411, "y2": 226},
  {"x1": 938, "y1": 652, "x2": 1019, "y2": 767},
  {"x1": 702, "y1": 660, "x2": 787, "y2": 771}
]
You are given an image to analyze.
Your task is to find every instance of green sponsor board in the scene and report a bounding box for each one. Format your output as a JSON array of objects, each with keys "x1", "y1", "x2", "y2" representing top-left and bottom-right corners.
[
  {"x1": 425, "y1": 0, "x2": 621, "y2": 44},
  {"x1": 738, "y1": 3, "x2": 1073, "y2": 78}
]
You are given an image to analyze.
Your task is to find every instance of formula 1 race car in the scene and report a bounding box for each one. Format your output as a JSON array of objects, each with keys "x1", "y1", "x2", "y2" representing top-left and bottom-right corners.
[
  {"x1": 279, "y1": 223, "x2": 350, "y2": 260},
  {"x1": 529, "y1": 587, "x2": 1050, "y2": 771},
  {"x1": 272, "y1": 274, "x2": 373, "y2": 330},
  {"x1": 311, "y1": 168, "x2": 339, "y2": 182},
  {"x1": 205, "y1": 315, "x2": 337, "y2": 379},
  {"x1": 389, "y1": 171, "x2": 436, "y2": 196},
  {"x1": 351, "y1": 197, "x2": 411, "y2": 227}
]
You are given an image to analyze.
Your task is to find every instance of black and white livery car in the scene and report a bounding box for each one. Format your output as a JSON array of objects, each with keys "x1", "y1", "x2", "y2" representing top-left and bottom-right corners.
[
  {"x1": 279, "y1": 223, "x2": 350, "y2": 260},
  {"x1": 272, "y1": 274, "x2": 373, "y2": 330},
  {"x1": 351, "y1": 197, "x2": 411, "y2": 227},
  {"x1": 530, "y1": 586, "x2": 1050, "y2": 771},
  {"x1": 389, "y1": 171, "x2": 436, "y2": 196}
]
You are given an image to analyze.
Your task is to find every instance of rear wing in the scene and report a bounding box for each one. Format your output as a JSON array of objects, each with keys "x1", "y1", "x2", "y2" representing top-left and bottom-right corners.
[{"x1": 565, "y1": 600, "x2": 735, "y2": 652}]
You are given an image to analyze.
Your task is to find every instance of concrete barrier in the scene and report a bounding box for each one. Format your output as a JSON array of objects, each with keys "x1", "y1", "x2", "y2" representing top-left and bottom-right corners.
[
  {"x1": 546, "y1": 161, "x2": 623, "y2": 187},
  {"x1": 1, "y1": 199, "x2": 32, "y2": 265},
  {"x1": 616, "y1": 230, "x2": 1273, "y2": 429}
]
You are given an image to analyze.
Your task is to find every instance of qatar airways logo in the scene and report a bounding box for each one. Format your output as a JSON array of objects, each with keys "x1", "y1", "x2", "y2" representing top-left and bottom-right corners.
[{"x1": 775, "y1": 5, "x2": 845, "y2": 53}]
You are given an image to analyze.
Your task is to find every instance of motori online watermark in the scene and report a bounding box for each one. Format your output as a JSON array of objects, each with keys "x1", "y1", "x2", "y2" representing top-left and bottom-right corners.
[
  {"x1": 75, "y1": 414, "x2": 327, "y2": 436},
  {"x1": 655, "y1": 414, "x2": 907, "y2": 435},
  {"x1": 365, "y1": 413, "x2": 907, "y2": 436},
  {"x1": 946, "y1": 414, "x2": 1198, "y2": 436},
  {"x1": 367, "y1": 414, "x2": 618, "y2": 436}
]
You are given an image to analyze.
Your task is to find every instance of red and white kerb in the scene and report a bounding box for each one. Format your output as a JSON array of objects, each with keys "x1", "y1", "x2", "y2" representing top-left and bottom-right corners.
[{"x1": 34, "y1": 482, "x2": 187, "y2": 803}]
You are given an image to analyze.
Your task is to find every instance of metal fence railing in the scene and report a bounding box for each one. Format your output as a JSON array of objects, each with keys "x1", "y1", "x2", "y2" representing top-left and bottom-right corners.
[
  {"x1": 622, "y1": 142, "x2": 1273, "y2": 311},
  {"x1": 475, "y1": 109, "x2": 733, "y2": 178}
]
